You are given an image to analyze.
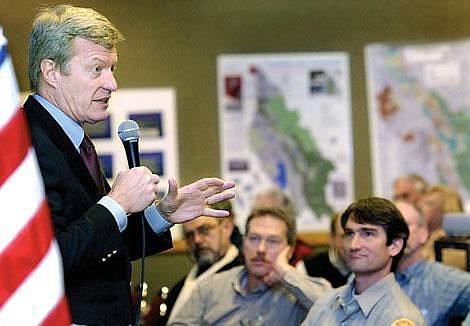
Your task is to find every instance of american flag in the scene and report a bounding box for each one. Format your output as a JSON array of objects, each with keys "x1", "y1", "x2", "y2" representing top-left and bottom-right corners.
[{"x1": 0, "y1": 27, "x2": 70, "y2": 325}]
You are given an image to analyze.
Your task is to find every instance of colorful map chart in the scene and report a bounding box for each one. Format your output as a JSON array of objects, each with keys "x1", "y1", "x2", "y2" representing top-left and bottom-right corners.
[
  {"x1": 218, "y1": 53, "x2": 353, "y2": 231},
  {"x1": 366, "y1": 41, "x2": 470, "y2": 210}
]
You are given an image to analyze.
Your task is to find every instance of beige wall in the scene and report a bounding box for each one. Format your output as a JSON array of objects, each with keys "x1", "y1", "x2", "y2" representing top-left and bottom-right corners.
[
  {"x1": 3, "y1": 0, "x2": 470, "y2": 299},
  {"x1": 4, "y1": 0, "x2": 470, "y2": 191}
]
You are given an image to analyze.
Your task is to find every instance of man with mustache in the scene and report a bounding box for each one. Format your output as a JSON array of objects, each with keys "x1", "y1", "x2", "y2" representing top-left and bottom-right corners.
[
  {"x1": 169, "y1": 207, "x2": 331, "y2": 325},
  {"x1": 151, "y1": 200, "x2": 242, "y2": 325},
  {"x1": 302, "y1": 197, "x2": 424, "y2": 325},
  {"x1": 252, "y1": 187, "x2": 313, "y2": 266}
]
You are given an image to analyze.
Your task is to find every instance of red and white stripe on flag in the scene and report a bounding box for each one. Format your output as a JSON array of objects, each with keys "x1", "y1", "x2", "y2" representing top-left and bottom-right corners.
[{"x1": 0, "y1": 27, "x2": 70, "y2": 325}]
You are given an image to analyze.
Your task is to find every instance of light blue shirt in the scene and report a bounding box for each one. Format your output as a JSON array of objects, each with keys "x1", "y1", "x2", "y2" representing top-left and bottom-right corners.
[
  {"x1": 302, "y1": 273, "x2": 424, "y2": 325},
  {"x1": 396, "y1": 259, "x2": 470, "y2": 326},
  {"x1": 33, "y1": 94, "x2": 172, "y2": 234}
]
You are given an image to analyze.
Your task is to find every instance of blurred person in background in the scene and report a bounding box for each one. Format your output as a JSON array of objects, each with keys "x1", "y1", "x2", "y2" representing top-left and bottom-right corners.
[
  {"x1": 393, "y1": 173, "x2": 428, "y2": 205},
  {"x1": 297, "y1": 212, "x2": 350, "y2": 287},
  {"x1": 395, "y1": 200, "x2": 470, "y2": 325},
  {"x1": 418, "y1": 184, "x2": 464, "y2": 261}
]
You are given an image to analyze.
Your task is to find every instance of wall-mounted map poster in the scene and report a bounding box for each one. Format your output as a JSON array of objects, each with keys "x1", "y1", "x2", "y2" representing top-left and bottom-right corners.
[{"x1": 218, "y1": 53, "x2": 354, "y2": 231}]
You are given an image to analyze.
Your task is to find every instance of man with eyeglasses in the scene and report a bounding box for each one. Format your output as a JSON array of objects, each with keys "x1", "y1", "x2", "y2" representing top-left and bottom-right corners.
[
  {"x1": 169, "y1": 207, "x2": 332, "y2": 325},
  {"x1": 152, "y1": 200, "x2": 243, "y2": 325}
]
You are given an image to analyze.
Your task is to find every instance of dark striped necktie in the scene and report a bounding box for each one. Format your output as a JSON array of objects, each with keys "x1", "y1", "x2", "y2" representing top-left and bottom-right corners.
[{"x1": 79, "y1": 133, "x2": 105, "y2": 195}]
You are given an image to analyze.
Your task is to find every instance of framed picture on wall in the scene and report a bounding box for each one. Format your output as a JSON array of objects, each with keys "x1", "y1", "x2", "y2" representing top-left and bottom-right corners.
[
  {"x1": 98, "y1": 154, "x2": 113, "y2": 179},
  {"x1": 141, "y1": 152, "x2": 164, "y2": 176},
  {"x1": 128, "y1": 112, "x2": 163, "y2": 138}
]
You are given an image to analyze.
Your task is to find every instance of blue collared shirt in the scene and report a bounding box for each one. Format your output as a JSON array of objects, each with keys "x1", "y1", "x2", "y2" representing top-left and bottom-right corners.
[
  {"x1": 33, "y1": 94, "x2": 172, "y2": 234},
  {"x1": 302, "y1": 273, "x2": 424, "y2": 325},
  {"x1": 396, "y1": 259, "x2": 470, "y2": 325}
]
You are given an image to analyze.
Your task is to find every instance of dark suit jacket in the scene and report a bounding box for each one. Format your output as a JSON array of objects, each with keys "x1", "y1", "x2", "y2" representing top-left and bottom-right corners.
[{"x1": 24, "y1": 96, "x2": 172, "y2": 325}]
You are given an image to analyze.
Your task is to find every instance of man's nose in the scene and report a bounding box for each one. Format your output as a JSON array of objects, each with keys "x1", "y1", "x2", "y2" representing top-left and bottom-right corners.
[
  {"x1": 348, "y1": 234, "x2": 362, "y2": 249},
  {"x1": 256, "y1": 239, "x2": 267, "y2": 253},
  {"x1": 103, "y1": 70, "x2": 118, "y2": 91},
  {"x1": 192, "y1": 232, "x2": 204, "y2": 244}
]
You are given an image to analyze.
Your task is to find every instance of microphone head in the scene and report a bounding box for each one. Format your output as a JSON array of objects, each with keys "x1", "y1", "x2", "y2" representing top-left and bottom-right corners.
[{"x1": 118, "y1": 120, "x2": 140, "y2": 142}]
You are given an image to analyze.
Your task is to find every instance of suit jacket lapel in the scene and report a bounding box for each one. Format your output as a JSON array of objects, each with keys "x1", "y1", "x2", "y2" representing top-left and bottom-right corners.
[{"x1": 23, "y1": 95, "x2": 104, "y2": 200}]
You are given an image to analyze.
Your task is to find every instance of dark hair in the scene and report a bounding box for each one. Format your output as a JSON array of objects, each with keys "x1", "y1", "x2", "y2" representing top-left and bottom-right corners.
[
  {"x1": 330, "y1": 211, "x2": 342, "y2": 235},
  {"x1": 341, "y1": 197, "x2": 409, "y2": 272},
  {"x1": 245, "y1": 206, "x2": 296, "y2": 246}
]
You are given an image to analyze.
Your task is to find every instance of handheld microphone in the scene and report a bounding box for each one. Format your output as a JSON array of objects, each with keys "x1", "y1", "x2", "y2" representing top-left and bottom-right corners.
[
  {"x1": 118, "y1": 120, "x2": 141, "y2": 168},
  {"x1": 118, "y1": 119, "x2": 145, "y2": 326}
]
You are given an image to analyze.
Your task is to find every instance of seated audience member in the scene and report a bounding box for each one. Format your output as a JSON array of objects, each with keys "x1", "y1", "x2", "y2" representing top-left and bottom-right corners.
[
  {"x1": 418, "y1": 184, "x2": 464, "y2": 261},
  {"x1": 169, "y1": 207, "x2": 332, "y2": 325},
  {"x1": 297, "y1": 212, "x2": 350, "y2": 287},
  {"x1": 393, "y1": 173, "x2": 428, "y2": 205},
  {"x1": 253, "y1": 187, "x2": 313, "y2": 265},
  {"x1": 148, "y1": 200, "x2": 243, "y2": 325},
  {"x1": 302, "y1": 197, "x2": 424, "y2": 326},
  {"x1": 394, "y1": 201, "x2": 470, "y2": 325}
]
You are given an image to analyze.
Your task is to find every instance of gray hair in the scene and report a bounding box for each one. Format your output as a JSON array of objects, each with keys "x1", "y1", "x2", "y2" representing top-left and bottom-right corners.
[
  {"x1": 28, "y1": 4, "x2": 124, "y2": 91},
  {"x1": 393, "y1": 174, "x2": 428, "y2": 194},
  {"x1": 253, "y1": 187, "x2": 296, "y2": 222}
]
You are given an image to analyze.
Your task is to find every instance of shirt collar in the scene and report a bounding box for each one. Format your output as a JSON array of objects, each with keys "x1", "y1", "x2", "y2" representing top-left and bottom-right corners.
[
  {"x1": 234, "y1": 267, "x2": 269, "y2": 296},
  {"x1": 336, "y1": 273, "x2": 395, "y2": 317},
  {"x1": 33, "y1": 94, "x2": 84, "y2": 150},
  {"x1": 355, "y1": 273, "x2": 396, "y2": 316}
]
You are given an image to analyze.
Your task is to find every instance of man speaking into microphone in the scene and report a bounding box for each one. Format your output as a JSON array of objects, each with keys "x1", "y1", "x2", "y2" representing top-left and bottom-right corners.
[{"x1": 22, "y1": 4, "x2": 235, "y2": 325}]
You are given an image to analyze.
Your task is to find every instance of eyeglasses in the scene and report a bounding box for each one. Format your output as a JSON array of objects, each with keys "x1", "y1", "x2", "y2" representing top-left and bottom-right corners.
[
  {"x1": 183, "y1": 223, "x2": 219, "y2": 241},
  {"x1": 244, "y1": 234, "x2": 283, "y2": 250}
]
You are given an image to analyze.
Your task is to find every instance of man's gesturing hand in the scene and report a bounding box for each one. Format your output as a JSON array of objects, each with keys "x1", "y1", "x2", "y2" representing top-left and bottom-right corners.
[{"x1": 158, "y1": 177, "x2": 235, "y2": 224}]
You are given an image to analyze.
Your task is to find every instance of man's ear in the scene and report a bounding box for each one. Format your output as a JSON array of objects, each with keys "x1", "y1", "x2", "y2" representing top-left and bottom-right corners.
[
  {"x1": 222, "y1": 218, "x2": 235, "y2": 237},
  {"x1": 388, "y1": 237, "x2": 404, "y2": 257},
  {"x1": 418, "y1": 226, "x2": 429, "y2": 245},
  {"x1": 287, "y1": 245, "x2": 295, "y2": 261},
  {"x1": 40, "y1": 59, "x2": 60, "y2": 88}
]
